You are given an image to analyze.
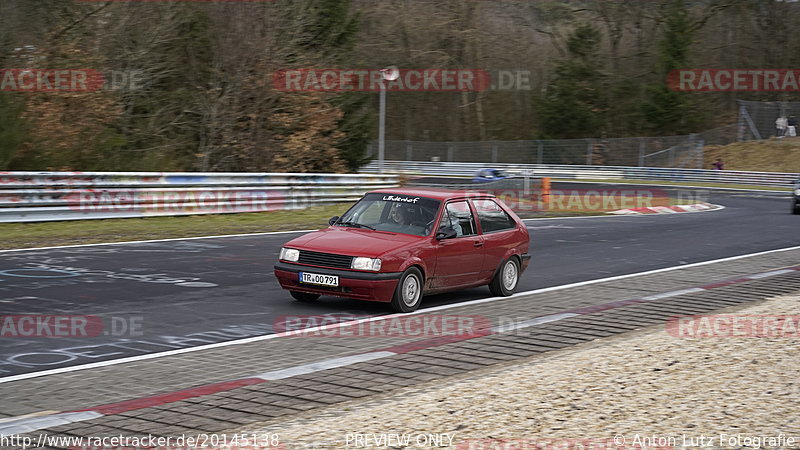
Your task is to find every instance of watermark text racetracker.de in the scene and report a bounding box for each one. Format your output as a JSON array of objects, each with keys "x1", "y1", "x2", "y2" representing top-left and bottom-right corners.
[
  {"x1": 274, "y1": 314, "x2": 491, "y2": 338},
  {"x1": 0, "y1": 315, "x2": 143, "y2": 338},
  {"x1": 667, "y1": 314, "x2": 800, "y2": 338},
  {"x1": 273, "y1": 68, "x2": 533, "y2": 92},
  {"x1": 0, "y1": 69, "x2": 144, "y2": 92},
  {"x1": 668, "y1": 68, "x2": 800, "y2": 92},
  {"x1": 274, "y1": 68, "x2": 489, "y2": 92},
  {"x1": 70, "y1": 189, "x2": 287, "y2": 214},
  {"x1": 486, "y1": 188, "x2": 709, "y2": 213}
]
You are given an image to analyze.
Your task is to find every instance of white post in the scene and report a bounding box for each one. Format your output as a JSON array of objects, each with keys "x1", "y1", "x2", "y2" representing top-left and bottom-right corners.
[
  {"x1": 377, "y1": 66, "x2": 399, "y2": 174},
  {"x1": 378, "y1": 82, "x2": 386, "y2": 174},
  {"x1": 522, "y1": 169, "x2": 533, "y2": 197}
]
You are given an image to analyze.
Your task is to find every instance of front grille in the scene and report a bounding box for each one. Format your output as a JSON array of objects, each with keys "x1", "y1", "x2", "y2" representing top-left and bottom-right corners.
[{"x1": 298, "y1": 250, "x2": 354, "y2": 269}]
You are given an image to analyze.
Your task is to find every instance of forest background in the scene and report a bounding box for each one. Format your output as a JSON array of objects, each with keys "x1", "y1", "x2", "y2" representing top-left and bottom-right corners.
[{"x1": 1, "y1": 0, "x2": 798, "y2": 172}]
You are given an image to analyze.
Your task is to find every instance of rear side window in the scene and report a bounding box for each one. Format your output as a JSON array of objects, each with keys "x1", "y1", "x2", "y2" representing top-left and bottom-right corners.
[
  {"x1": 442, "y1": 201, "x2": 477, "y2": 237},
  {"x1": 473, "y1": 199, "x2": 516, "y2": 233}
]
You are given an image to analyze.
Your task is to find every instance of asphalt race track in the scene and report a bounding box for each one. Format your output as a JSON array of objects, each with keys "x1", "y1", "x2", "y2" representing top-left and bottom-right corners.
[{"x1": 0, "y1": 185, "x2": 796, "y2": 377}]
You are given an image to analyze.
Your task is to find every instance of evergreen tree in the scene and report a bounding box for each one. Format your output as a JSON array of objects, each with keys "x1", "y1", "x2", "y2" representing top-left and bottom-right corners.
[
  {"x1": 302, "y1": 0, "x2": 371, "y2": 171},
  {"x1": 537, "y1": 24, "x2": 607, "y2": 145},
  {"x1": 333, "y1": 93, "x2": 374, "y2": 171},
  {"x1": 641, "y1": 0, "x2": 704, "y2": 135}
]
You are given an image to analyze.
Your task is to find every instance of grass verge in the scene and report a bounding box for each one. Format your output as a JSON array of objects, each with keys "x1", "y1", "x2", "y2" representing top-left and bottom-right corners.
[
  {"x1": 704, "y1": 137, "x2": 800, "y2": 173},
  {"x1": 1, "y1": 185, "x2": 722, "y2": 251},
  {"x1": 0, "y1": 203, "x2": 610, "y2": 251}
]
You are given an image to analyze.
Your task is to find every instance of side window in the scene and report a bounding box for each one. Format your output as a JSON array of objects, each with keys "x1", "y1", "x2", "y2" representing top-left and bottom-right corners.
[
  {"x1": 473, "y1": 199, "x2": 516, "y2": 233},
  {"x1": 442, "y1": 201, "x2": 476, "y2": 237}
]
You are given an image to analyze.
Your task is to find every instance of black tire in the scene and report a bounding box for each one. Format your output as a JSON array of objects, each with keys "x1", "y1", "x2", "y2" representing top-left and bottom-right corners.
[
  {"x1": 793, "y1": 201, "x2": 800, "y2": 215},
  {"x1": 489, "y1": 257, "x2": 520, "y2": 297},
  {"x1": 390, "y1": 267, "x2": 424, "y2": 313},
  {"x1": 290, "y1": 291, "x2": 320, "y2": 302}
]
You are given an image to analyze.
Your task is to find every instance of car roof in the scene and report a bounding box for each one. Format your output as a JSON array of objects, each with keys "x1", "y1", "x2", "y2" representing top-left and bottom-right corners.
[{"x1": 370, "y1": 187, "x2": 495, "y2": 201}]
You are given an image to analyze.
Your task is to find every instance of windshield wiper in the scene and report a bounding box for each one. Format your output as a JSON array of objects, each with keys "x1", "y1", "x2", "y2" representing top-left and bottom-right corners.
[{"x1": 336, "y1": 221, "x2": 376, "y2": 231}]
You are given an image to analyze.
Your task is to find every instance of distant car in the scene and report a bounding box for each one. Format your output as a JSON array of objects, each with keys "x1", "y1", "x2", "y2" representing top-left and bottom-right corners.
[
  {"x1": 473, "y1": 168, "x2": 513, "y2": 183},
  {"x1": 793, "y1": 179, "x2": 800, "y2": 214},
  {"x1": 274, "y1": 188, "x2": 531, "y2": 312}
]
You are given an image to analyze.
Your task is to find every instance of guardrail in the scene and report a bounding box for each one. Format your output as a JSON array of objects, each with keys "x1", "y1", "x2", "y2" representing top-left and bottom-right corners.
[
  {"x1": 361, "y1": 161, "x2": 798, "y2": 188},
  {"x1": 0, "y1": 172, "x2": 399, "y2": 223}
]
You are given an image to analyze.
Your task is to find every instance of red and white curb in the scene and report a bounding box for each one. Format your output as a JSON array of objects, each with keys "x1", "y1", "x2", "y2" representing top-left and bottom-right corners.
[
  {"x1": 1, "y1": 265, "x2": 799, "y2": 436},
  {"x1": 609, "y1": 202, "x2": 722, "y2": 215}
]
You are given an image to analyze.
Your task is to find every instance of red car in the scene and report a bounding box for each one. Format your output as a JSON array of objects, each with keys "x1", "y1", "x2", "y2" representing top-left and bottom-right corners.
[{"x1": 274, "y1": 188, "x2": 531, "y2": 312}]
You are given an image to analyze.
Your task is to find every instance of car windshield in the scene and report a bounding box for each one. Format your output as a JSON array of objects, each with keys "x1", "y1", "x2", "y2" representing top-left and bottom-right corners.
[
  {"x1": 493, "y1": 170, "x2": 510, "y2": 178},
  {"x1": 336, "y1": 193, "x2": 441, "y2": 237}
]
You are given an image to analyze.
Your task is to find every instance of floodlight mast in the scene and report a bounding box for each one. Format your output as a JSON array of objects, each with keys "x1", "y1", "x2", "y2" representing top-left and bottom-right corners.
[{"x1": 378, "y1": 66, "x2": 399, "y2": 174}]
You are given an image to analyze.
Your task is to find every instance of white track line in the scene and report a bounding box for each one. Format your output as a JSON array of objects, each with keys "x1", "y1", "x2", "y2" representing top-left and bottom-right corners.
[
  {"x1": 746, "y1": 269, "x2": 796, "y2": 279},
  {"x1": 0, "y1": 411, "x2": 102, "y2": 435},
  {"x1": 1, "y1": 244, "x2": 799, "y2": 385},
  {"x1": 641, "y1": 288, "x2": 705, "y2": 301},
  {"x1": 253, "y1": 352, "x2": 396, "y2": 381},
  {"x1": 490, "y1": 313, "x2": 578, "y2": 333}
]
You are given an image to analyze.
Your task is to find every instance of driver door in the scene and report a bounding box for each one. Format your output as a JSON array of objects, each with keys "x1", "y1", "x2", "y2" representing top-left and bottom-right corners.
[{"x1": 432, "y1": 200, "x2": 485, "y2": 289}]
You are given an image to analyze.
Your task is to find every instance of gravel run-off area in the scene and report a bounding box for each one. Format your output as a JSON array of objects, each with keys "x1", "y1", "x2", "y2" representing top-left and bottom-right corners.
[{"x1": 236, "y1": 293, "x2": 800, "y2": 449}]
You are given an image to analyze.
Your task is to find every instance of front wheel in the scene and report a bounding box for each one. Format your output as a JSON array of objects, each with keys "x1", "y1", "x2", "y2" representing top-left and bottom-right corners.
[
  {"x1": 290, "y1": 291, "x2": 320, "y2": 302},
  {"x1": 793, "y1": 201, "x2": 800, "y2": 215},
  {"x1": 489, "y1": 257, "x2": 520, "y2": 297},
  {"x1": 390, "y1": 267, "x2": 424, "y2": 313}
]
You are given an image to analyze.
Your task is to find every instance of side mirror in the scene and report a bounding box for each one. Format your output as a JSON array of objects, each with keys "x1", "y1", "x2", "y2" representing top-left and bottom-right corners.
[
  {"x1": 329, "y1": 216, "x2": 340, "y2": 226},
  {"x1": 436, "y1": 226, "x2": 457, "y2": 240}
]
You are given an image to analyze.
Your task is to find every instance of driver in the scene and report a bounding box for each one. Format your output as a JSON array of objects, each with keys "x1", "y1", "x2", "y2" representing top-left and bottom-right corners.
[{"x1": 391, "y1": 204, "x2": 413, "y2": 225}]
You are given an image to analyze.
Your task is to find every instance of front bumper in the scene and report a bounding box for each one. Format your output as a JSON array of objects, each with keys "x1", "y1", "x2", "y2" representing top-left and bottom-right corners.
[{"x1": 274, "y1": 262, "x2": 402, "y2": 303}]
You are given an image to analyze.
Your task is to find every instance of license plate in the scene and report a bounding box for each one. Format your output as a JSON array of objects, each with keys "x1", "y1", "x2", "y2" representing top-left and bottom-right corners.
[{"x1": 299, "y1": 272, "x2": 339, "y2": 287}]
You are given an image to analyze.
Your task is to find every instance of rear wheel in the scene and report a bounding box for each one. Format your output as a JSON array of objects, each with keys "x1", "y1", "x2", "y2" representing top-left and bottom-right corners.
[
  {"x1": 290, "y1": 291, "x2": 320, "y2": 302},
  {"x1": 489, "y1": 257, "x2": 520, "y2": 297},
  {"x1": 391, "y1": 267, "x2": 424, "y2": 313}
]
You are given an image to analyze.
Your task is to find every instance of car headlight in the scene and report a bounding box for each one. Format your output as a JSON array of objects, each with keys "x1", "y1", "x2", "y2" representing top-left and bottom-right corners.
[
  {"x1": 279, "y1": 248, "x2": 300, "y2": 262},
  {"x1": 351, "y1": 257, "x2": 382, "y2": 271},
  {"x1": 795, "y1": 189, "x2": 800, "y2": 196}
]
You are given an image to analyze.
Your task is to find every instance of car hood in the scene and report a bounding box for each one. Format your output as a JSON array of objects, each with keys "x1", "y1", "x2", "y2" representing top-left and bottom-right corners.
[{"x1": 285, "y1": 227, "x2": 423, "y2": 258}]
